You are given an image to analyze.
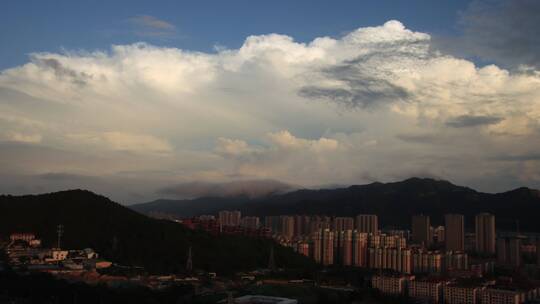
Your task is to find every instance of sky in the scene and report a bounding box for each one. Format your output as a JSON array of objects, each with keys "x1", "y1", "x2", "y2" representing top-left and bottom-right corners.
[{"x1": 1, "y1": 0, "x2": 540, "y2": 204}]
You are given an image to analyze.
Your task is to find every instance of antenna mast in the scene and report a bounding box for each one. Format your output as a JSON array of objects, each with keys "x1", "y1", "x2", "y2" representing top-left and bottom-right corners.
[
  {"x1": 57, "y1": 224, "x2": 64, "y2": 249},
  {"x1": 268, "y1": 246, "x2": 276, "y2": 272},
  {"x1": 186, "y1": 246, "x2": 193, "y2": 273}
]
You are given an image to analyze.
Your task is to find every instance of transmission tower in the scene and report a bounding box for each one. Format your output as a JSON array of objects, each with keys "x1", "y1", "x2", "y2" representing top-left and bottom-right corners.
[
  {"x1": 268, "y1": 245, "x2": 276, "y2": 272},
  {"x1": 186, "y1": 246, "x2": 193, "y2": 273},
  {"x1": 57, "y1": 224, "x2": 64, "y2": 249}
]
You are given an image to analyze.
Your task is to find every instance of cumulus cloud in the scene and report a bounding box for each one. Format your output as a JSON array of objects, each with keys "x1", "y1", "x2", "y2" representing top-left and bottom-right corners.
[{"x1": 1, "y1": 20, "x2": 540, "y2": 202}]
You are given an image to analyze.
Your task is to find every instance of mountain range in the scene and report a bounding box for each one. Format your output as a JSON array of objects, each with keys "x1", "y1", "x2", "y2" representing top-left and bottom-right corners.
[{"x1": 131, "y1": 178, "x2": 540, "y2": 232}]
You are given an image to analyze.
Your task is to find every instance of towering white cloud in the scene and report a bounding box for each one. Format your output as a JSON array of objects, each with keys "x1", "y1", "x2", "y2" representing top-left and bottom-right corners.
[{"x1": 1, "y1": 20, "x2": 539, "y2": 202}]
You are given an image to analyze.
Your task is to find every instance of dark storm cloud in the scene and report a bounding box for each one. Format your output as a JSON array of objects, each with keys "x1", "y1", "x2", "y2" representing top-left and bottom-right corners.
[
  {"x1": 446, "y1": 115, "x2": 503, "y2": 128},
  {"x1": 157, "y1": 179, "x2": 295, "y2": 199},
  {"x1": 298, "y1": 53, "x2": 413, "y2": 108},
  {"x1": 299, "y1": 77, "x2": 410, "y2": 108},
  {"x1": 436, "y1": 0, "x2": 540, "y2": 69},
  {"x1": 296, "y1": 34, "x2": 432, "y2": 108},
  {"x1": 37, "y1": 58, "x2": 91, "y2": 86}
]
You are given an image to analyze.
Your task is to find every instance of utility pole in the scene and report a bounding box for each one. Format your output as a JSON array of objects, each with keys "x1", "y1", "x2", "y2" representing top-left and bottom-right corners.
[
  {"x1": 186, "y1": 246, "x2": 193, "y2": 273},
  {"x1": 57, "y1": 224, "x2": 64, "y2": 249},
  {"x1": 268, "y1": 246, "x2": 276, "y2": 272},
  {"x1": 112, "y1": 235, "x2": 118, "y2": 257}
]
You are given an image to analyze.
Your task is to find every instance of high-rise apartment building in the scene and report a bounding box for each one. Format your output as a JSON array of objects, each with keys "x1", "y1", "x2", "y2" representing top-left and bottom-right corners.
[
  {"x1": 412, "y1": 250, "x2": 443, "y2": 274},
  {"x1": 496, "y1": 237, "x2": 522, "y2": 268},
  {"x1": 310, "y1": 216, "x2": 331, "y2": 234},
  {"x1": 308, "y1": 216, "x2": 322, "y2": 235},
  {"x1": 322, "y1": 228, "x2": 334, "y2": 266},
  {"x1": 412, "y1": 215, "x2": 431, "y2": 247},
  {"x1": 338, "y1": 230, "x2": 353, "y2": 266},
  {"x1": 537, "y1": 238, "x2": 540, "y2": 267},
  {"x1": 294, "y1": 215, "x2": 310, "y2": 237},
  {"x1": 333, "y1": 217, "x2": 355, "y2": 232},
  {"x1": 218, "y1": 210, "x2": 241, "y2": 227},
  {"x1": 264, "y1": 216, "x2": 281, "y2": 234},
  {"x1": 496, "y1": 238, "x2": 507, "y2": 265},
  {"x1": 445, "y1": 214, "x2": 465, "y2": 251},
  {"x1": 352, "y1": 231, "x2": 368, "y2": 267},
  {"x1": 368, "y1": 247, "x2": 412, "y2": 274},
  {"x1": 280, "y1": 216, "x2": 295, "y2": 239},
  {"x1": 444, "y1": 251, "x2": 468, "y2": 271},
  {"x1": 475, "y1": 213, "x2": 496, "y2": 255},
  {"x1": 240, "y1": 216, "x2": 260, "y2": 229},
  {"x1": 355, "y1": 214, "x2": 378, "y2": 234},
  {"x1": 368, "y1": 234, "x2": 407, "y2": 249},
  {"x1": 311, "y1": 230, "x2": 322, "y2": 264},
  {"x1": 508, "y1": 237, "x2": 522, "y2": 268}
]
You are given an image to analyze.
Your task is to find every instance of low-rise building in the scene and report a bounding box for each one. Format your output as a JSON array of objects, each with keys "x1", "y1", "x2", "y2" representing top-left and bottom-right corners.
[
  {"x1": 408, "y1": 278, "x2": 449, "y2": 303},
  {"x1": 444, "y1": 283, "x2": 484, "y2": 304},
  {"x1": 371, "y1": 274, "x2": 413, "y2": 295},
  {"x1": 230, "y1": 295, "x2": 298, "y2": 304},
  {"x1": 46, "y1": 250, "x2": 69, "y2": 262},
  {"x1": 480, "y1": 288, "x2": 520, "y2": 304},
  {"x1": 10, "y1": 233, "x2": 36, "y2": 242}
]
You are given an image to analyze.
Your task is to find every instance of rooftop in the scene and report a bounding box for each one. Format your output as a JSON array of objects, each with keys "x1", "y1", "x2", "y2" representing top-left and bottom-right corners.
[{"x1": 233, "y1": 295, "x2": 298, "y2": 304}]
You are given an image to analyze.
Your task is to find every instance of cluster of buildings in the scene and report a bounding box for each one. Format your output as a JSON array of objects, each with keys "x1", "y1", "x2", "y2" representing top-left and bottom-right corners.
[
  {"x1": 371, "y1": 275, "x2": 540, "y2": 304},
  {"x1": 5, "y1": 232, "x2": 111, "y2": 272},
  {"x1": 181, "y1": 212, "x2": 272, "y2": 238},
  {"x1": 276, "y1": 213, "x2": 490, "y2": 277},
  {"x1": 177, "y1": 211, "x2": 540, "y2": 303},
  {"x1": 180, "y1": 211, "x2": 540, "y2": 274}
]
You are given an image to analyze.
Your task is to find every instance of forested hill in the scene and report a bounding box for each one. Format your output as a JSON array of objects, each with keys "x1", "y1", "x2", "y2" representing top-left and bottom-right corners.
[{"x1": 0, "y1": 190, "x2": 313, "y2": 274}]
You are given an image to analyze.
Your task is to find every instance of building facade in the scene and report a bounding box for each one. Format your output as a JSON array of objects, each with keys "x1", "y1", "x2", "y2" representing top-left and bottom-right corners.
[
  {"x1": 476, "y1": 213, "x2": 496, "y2": 255},
  {"x1": 371, "y1": 275, "x2": 412, "y2": 295},
  {"x1": 218, "y1": 210, "x2": 242, "y2": 227},
  {"x1": 412, "y1": 215, "x2": 431, "y2": 248},
  {"x1": 356, "y1": 214, "x2": 378, "y2": 234},
  {"x1": 443, "y1": 285, "x2": 482, "y2": 304},
  {"x1": 445, "y1": 214, "x2": 465, "y2": 252},
  {"x1": 409, "y1": 279, "x2": 447, "y2": 304}
]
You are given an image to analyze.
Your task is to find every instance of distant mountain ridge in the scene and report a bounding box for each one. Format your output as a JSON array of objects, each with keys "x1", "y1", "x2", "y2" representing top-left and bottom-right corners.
[
  {"x1": 131, "y1": 178, "x2": 540, "y2": 231},
  {"x1": 157, "y1": 179, "x2": 295, "y2": 199},
  {"x1": 0, "y1": 190, "x2": 313, "y2": 274}
]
